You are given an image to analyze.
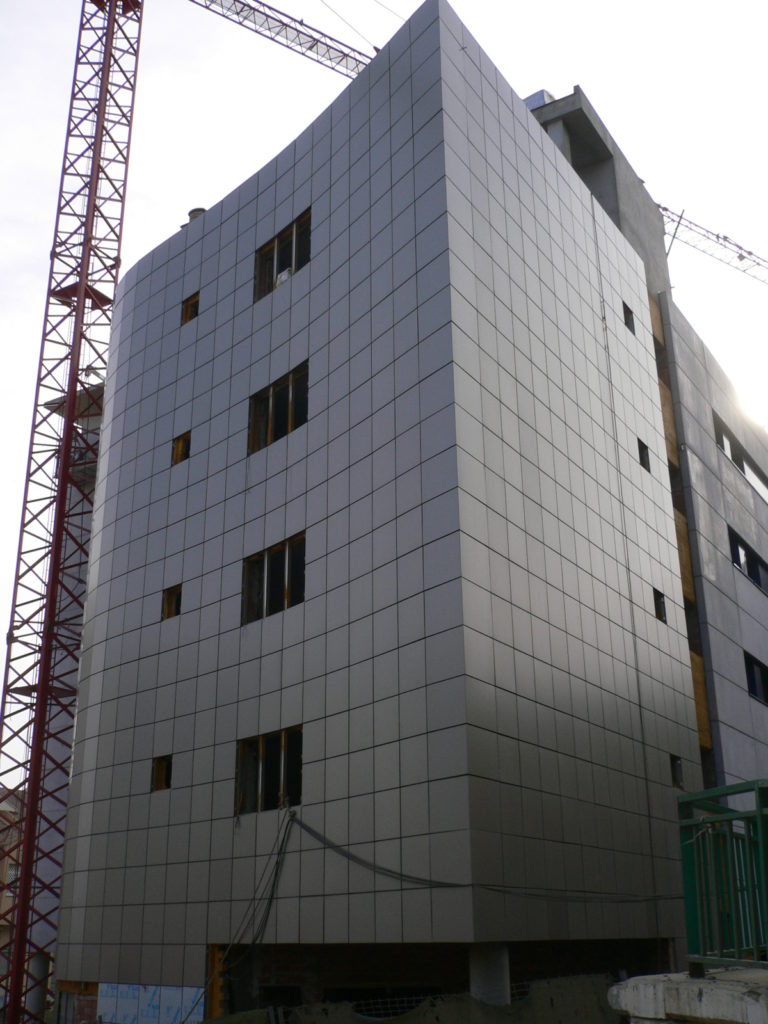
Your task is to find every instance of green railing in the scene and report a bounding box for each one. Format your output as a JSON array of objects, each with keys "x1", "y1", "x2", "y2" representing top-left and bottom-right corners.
[{"x1": 680, "y1": 780, "x2": 768, "y2": 969}]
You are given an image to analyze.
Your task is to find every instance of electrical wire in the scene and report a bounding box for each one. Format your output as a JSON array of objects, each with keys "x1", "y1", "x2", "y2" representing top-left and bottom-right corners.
[
  {"x1": 316, "y1": 0, "x2": 378, "y2": 51},
  {"x1": 293, "y1": 813, "x2": 681, "y2": 905},
  {"x1": 179, "y1": 808, "x2": 295, "y2": 1024},
  {"x1": 366, "y1": 0, "x2": 405, "y2": 19}
]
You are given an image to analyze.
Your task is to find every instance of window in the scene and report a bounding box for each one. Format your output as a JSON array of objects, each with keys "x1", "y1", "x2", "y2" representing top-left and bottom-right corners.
[
  {"x1": 714, "y1": 413, "x2": 768, "y2": 505},
  {"x1": 729, "y1": 527, "x2": 768, "y2": 594},
  {"x1": 622, "y1": 301, "x2": 635, "y2": 334},
  {"x1": 171, "y1": 430, "x2": 191, "y2": 465},
  {"x1": 235, "y1": 727, "x2": 302, "y2": 814},
  {"x1": 6, "y1": 862, "x2": 19, "y2": 885},
  {"x1": 254, "y1": 209, "x2": 311, "y2": 300},
  {"x1": 151, "y1": 755, "x2": 173, "y2": 792},
  {"x1": 653, "y1": 588, "x2": 666, "y2": 623},
  {"x1": 248, "y1": 362, "x2": 308, "y2": 454},
  {"x1": 670, "y1": 754, "x2": 683, "y2": 789},
  {"x1": 242, "y1": 534, "x2": 305, "y2": 624},
  {"x1": 181, "y1": 291, "x2": 200, "y2": 325},
  {"x1": 638, "y1": 439, "x2": 650, "y2": 472},
  {"x1": 161, "y1": 584, "x2": 182, "y2": 620},
  {"x1": 668, "y1": 462, "x2": 686, "y2": 516},
  {"x1": 745, "y1": 652, "x2": 768, "y2": 705},
  {"x1": 684, "y1": 599, "x2": 702, "y2": 657}
]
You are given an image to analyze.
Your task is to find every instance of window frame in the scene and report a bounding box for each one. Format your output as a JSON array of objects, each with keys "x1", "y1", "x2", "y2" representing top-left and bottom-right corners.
[
  {"x1": 745, "y1": 652, "x2": 768, "y2": 705},
  {"x1": 729, "y1": 527, "x2": 768, "y2": 594},
  {"x1": 171, "y1": 430, "x2": 191, "y2": 466},
  {"x1": 151, "y1": 755, "x2": 173, "y2": 792},
  {"x1": 235, "y1": 726, "x2": 302, "y2": 814},
  {"x1": 653, "y1": 587, "x2": 667, "y2": 624},
  {"x1": 622, "y1": 301, "x2": 635, "y2": 334},
  {"x1": 254, "y1": 209, "x2": 311, "y2": 301},
  {"x1": 161, "y1": 584, "x2": 182, "y2": 621},
  {"x1": 247, "y1": 361, "x2": 308, "y2": 455},
  {"x1": 181, "y1": 291, "x2": 200, "y2": 325},
  {"x1": 715, "y1": 413, "x2": 768, "y2": 505},
  {"x1": 242, "y1": 533, "x2": 305, "y2": 625},
  {"x1": 638, "y1": 438, "x2": 650, "y2": 473}
]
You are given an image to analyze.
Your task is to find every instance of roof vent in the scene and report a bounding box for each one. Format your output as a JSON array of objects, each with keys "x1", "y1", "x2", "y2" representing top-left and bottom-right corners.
[
  {"x1": 188, "y1": 207, "x2": 206, "y2": 223},
  {"x1": 523, "y1": 90, "x2": 555, "y2": 112}
]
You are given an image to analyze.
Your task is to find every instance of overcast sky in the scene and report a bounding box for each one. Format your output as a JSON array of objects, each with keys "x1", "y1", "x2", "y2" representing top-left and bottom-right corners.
[{"x1": 1, "y1": 0, "x2": 767, "y2": 654}]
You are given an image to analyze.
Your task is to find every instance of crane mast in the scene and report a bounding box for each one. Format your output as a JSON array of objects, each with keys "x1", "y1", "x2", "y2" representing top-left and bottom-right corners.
[{"x1": 0, "y1": 2, "x2": 371, "y2": 1021}]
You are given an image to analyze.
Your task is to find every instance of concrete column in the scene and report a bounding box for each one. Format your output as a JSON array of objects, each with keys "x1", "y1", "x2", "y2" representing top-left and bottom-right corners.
[{"x1": 469, "y1": 944, "x2": 510, "y2": 1006}]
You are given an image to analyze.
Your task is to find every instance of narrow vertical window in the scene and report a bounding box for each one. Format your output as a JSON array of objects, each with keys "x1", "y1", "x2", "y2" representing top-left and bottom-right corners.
[
  {"x1": 292, "y1": 362, "x2": 309, "y2": 431},
  {"x1": 181, "y1": 292, "x2": 200, "y2": 325},
  {"x1": 622, "y1": 302, "x2": 635, "y2": 334},
  {"x1": 638, "y1": 439, "x2": 650, "y2": 472},
  {"x1": 653, "y1": 588, "x2": 666, "y2": 624},
  {"x1": 669, "y1": 754, "x2": 683, "y2": 789},
  {"x1": 151, "y1": 755, "x2": 173, "y2": 792},
  {"x1": 162, "y1": 584, "x2": 182, "y2": 620},
  {"x1": 266, "y1": 545, "x2": 286, "y2": 616},
  {"x1": 295, "y1": 209, "x2": 311, "y2": 270},
  {"x1": 171, "y1": 430, "x2": 191, "y2": 466},
  {"x1": 242, "y1": 553, "x2": 265, "y2": 625}
]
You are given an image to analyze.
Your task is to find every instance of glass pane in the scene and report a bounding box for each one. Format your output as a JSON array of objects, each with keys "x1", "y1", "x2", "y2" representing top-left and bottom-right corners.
[
  {"x1": 242, "y1": 555, "x2": 264, "y2": 624},
  {"x1": 261, "y1": 733, "x2": 282, "y2": 810},
  {"x1": 248, "y1": 390, "x2": 269, "y2": 454},
  {"x1": 291, "y1": 363, "x2": 308, "y2": 430},
  {"x1": 288, "y1": 536, "x2": 305, "y2": 608},
  {"x1": 285, "y1": 730, "x2": 302, "y2": 806},
  {"x1": 256, "y1": 243, "x2": 274, "y2": 299},
  {"x1": 272, "y1": 378, "x2": 289, "y2": 443},
  {"x1": 277, "y1": 227, "x2": 293, "y2": 275},
  {"x1": 295, "y1": 211, "x2": 311, "y2": 270},
  {"x1": 267, "y1": 546, "x2": 286, "y2": 616}
]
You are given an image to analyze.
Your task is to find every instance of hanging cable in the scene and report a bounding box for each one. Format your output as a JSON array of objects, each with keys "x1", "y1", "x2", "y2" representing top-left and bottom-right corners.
[{"x1": 316, "y1": 0, "x2": 378, "y2": 50}]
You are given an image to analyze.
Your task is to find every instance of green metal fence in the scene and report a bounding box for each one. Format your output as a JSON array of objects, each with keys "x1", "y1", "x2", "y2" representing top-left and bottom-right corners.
[{"x1": 679, "y1": 781, "x2": 768, "y2": 968}]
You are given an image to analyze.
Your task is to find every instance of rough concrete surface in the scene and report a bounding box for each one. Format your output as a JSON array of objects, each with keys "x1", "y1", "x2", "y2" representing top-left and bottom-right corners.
[{"x1": 609, "y1": 969, "x2": 768, "y2": 1024}]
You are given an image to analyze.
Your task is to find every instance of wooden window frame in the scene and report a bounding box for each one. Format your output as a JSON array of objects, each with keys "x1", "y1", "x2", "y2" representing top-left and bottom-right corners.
[
  {"x1": 171, "y1": 430, "x2": 191, "y2": 466},
  {"x1": 235, "y1": 726, "x2": 302, "y2": 814},
  {"x1": 161, "y1": 583, "x2": 182, "y2": 621},
  {"x1": 181, "y1": 291, "x2": 200, "y2": 325},
  {"x1": 247, "y1": 361, "x2": 308, "y2": 455},
  {"x1": 254, "y1": 209, "x2": 311, "y2": 301},
  {"x1": 241, "y1": 533, "x2": 305, "y2": 625}
]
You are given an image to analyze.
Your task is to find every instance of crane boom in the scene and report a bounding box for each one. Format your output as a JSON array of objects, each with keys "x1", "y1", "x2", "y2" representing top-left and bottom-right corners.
[
  {"x1": 186, "y1": 0, "x2": 373, "y2": 77},
  {"x1": 661, "y1": 205, "x2": 768, "y2": 287}
]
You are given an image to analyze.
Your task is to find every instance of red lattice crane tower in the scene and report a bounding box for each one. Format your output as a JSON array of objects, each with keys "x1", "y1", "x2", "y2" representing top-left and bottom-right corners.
[{"x1": 0, "y1": 2, "x2": 369, "y2": 1022}]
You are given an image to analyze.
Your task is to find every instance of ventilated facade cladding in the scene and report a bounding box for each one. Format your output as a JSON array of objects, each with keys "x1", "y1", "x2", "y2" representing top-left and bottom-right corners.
[{"x1": 58, "y1": 0, "x2": 700, "y2": 988}]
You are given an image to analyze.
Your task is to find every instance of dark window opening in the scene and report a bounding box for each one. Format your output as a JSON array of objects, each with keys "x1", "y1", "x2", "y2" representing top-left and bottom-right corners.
[
  {"x1": 670, "y1": 754, "x2": 683, "y2": 790},
  {"x1": 745, "y1": 651, "x2": 768, "y2": 705},
  {"x1": 653, "y1": 588, "x2": 666, "y2": 624},
  {"x1": 684, "y1": 599, "x2": 702, "y2": 657},
  {"x1": 622, "y1": 302, "x2": 635, "y2": 334},
  {"x1": 161, "y1": 584, "x2": 182, "y2": 620},
  {"x1": 242, "y1": 533, "x2": 305, "y2": 625},
  {"x1": 181, "y1": 291, "x2": 200, "y2": 325},
  {"x1": 254, "y1": 209, "x2": 311, "y2": 300},
  {"x1": 729, "y1": 527, "x2": 768, "y2": 594},
  {"x1": 668, "y1": 462, "x2": 686, "y2": 516},
  {"x1": 714, "y1": 413, "x2": 768, "y2": 505},
  {"x1": 171, "y1": 430, "x2": 191, "y2": 466},
  {"x1": 151, "y1": 755, "x2": 172, "y2": 792},
  {"x1": 654, "y1": 337, "x2": 670, "y2": 389},
  {"x1": 638, "y1": 439, "x2": 650, "y2": 472},
  {"x1": 235, "y1": 727, "x2": 302, "y2": 814},
  {"x1": 247, "y1": 361, "x2": 309, "y2": 455}
]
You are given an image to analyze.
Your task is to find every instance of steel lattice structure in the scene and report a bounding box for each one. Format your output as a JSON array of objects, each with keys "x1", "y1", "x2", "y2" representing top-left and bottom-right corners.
[
  {"x1": 0, "y1": 2, "x2": 144, "y2": 1021},
  {"x1": 661, "y1": 206, "x2": 768, "y2": 287},
  {"x1": 186, "y1": 0, "x2": 370, "y2": 78}
]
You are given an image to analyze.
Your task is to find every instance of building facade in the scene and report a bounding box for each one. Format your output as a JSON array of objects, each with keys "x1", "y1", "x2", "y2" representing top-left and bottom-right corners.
[{"x1": 56, "y1": 0, "x2": 768, "y2": 1011}]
